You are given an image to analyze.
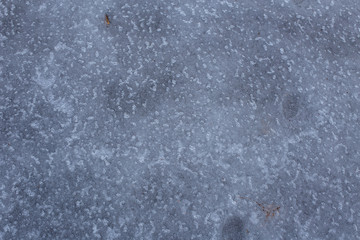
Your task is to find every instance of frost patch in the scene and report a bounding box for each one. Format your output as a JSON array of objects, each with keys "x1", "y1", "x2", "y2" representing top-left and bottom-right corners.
[
  {"x1": 33, "y1": 52, "x2": 57, "y2": 89},
  {"x1": 34, "y1": 66, "x2": 56, "y2": 89},
  {"x1": 92, "y1": 147, "x2": 113, "y2": 165}
]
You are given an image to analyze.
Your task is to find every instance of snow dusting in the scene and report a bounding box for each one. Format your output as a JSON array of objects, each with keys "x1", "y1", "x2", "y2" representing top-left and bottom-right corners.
[{"x1": 1, "y1": 0, "x2": 360, "y2": 239}]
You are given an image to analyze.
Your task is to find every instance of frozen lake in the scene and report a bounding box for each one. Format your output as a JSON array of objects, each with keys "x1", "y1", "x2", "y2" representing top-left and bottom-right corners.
[{"x1": 1, "y1": 0, "x2": 360, "y2": 239}]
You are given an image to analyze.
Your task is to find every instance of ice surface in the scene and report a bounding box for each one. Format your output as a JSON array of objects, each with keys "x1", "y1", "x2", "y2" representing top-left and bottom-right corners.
[{"x1": 1, "y1": 0, "x2": 360, "y2": 239}]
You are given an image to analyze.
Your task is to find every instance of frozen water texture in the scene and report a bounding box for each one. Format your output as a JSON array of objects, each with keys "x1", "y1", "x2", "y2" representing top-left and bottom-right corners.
[{"x1": 1, "y1": 0, "x2": 360, "y2": 239}]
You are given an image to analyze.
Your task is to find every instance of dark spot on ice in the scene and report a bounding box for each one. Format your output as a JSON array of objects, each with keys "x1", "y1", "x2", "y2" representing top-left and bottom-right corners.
[
  {"x1": 221, "y1": 216, "x2": 244, "y2": 240},
  {"x1": 282, "y1": 94, "x2": 300, "y2": 119}
]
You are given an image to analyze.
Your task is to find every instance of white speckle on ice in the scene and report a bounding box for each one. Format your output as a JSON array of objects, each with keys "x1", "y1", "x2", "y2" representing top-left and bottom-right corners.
[
  {"x1": 54, "y1": 42, "x2": 69, "y2": 51},
  {"x1": 249, "y1": 212, "x2": 259, "y2": 225},
  {"x1": 39, "y1": 3, "x2": 46, "y2": 11},
  {"x1": 160, "y1": 37, "x2": 168, "y2": 47},
  {"x1": 15, "y1": 49, "x2": 29, "y2": 55}
]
